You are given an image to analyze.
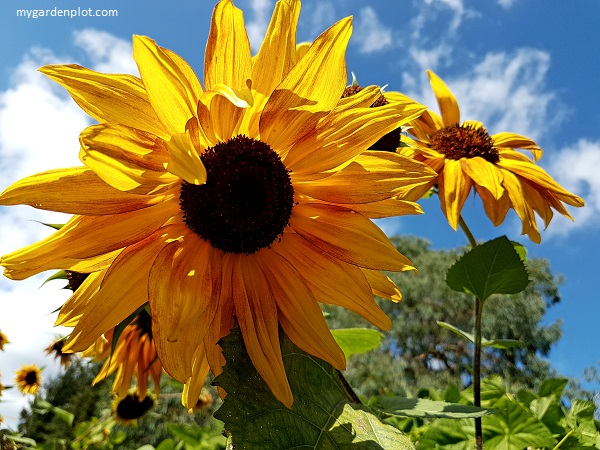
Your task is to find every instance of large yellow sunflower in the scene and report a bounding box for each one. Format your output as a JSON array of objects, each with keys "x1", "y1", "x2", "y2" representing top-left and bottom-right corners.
[
  {"x1": 84, "y1": 309, "x2": 162, "y2": 401},
  {"x1": 400, "y1": 70, "x2": 584, "y2": 243},
  {"x1": 0, "y1": 0, "x2": 435, "y2": 407},
  {"x1": 15, "y1": 365, "x2": 42, "y2": 395}
]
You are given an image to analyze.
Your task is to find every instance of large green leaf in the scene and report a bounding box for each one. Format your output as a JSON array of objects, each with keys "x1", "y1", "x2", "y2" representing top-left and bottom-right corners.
[
  {"x1": 446, "y1": 236, "x2": 529, "y2": 301},
  {"x1": 537, "y1": 377, "x2": 568, "y2": 399},
  {"x1": 331, "y1": 328, "x2": 384, "y2": 359},
  {"x1": 437, "y1": 321, "x2": 522, "y2": 349},
  {"x1": 419, "y1": 398, "x2": 555, "y2": 450},
  {"x1": 214, "y1": 328, "x2": 414, "y2": 450},
  {"x1": 373, "y1": 396, "x2": 493, "y2": 419}
]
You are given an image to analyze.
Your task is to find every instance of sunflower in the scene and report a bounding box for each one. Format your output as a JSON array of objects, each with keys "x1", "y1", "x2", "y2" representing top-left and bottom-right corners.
[
  {"x1": 112, "y1": 391, "x2": 154, "y2": 425},
  {"x1": 0, "y1": 374, "x2": 6, "y2": 397},
  {"x1": 0, "y1": 0, "x2": 435, "y2": 407},
  {"x1": 45, "y1": 337, "x2": 75, "y2": 368},
  {"x1": 84, "y1": 309, "x2": 162, "y2": 400},
  {"x1": 0, "y1": 330, "x2": 9, "y2": 351},
  {"x1": 15, "y1": 365, "x2": 42, "y2": 395},
  {"x1": 400, "y1": 70, "x2": 584, "y2": 243}
]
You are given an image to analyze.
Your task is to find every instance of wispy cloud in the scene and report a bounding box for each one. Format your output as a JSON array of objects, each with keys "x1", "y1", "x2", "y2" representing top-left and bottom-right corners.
[
  {"x1": 354, "y1": 7, "x2": 393, "y2": 54},
  {"x1": 243, "y1": 0, "x2": 275, "y2": 52},
  {"x1": 405, "y1": 48, "x2": 563, "y2": 142},
  {"x1": 497, "y1": 0, "x2": 518, "y2": 9},
  {"x1": 0, "y1": 31, "x2": 132, "y2": 427},
  {"x1": 303, "y1": 1, "x2": 336, "y2": 40},
  {"x1": 544, "y1": 139, "x2": 599, "y2": 236}
]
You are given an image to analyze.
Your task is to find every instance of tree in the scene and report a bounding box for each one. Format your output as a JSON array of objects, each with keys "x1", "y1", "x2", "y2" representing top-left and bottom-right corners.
[{"x1": 325, "y1": 236, "x2": 563, "y2": 397}]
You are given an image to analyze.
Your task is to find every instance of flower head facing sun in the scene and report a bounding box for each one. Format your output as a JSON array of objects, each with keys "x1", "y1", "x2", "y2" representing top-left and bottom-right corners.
[
  {"x1": 0, "y1": 0, "x2": 435, "y2": 408},
  {"x1": 15, "y1": 365, "x2": 42, "y2": 395},
  {"x1": 400, "y1": 70, "x2": 584, "y2": 243}
]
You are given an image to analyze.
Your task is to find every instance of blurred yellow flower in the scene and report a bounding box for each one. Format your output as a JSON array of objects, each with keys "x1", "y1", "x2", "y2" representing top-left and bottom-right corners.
[
  {"x1": 400, "y1": 70, "x2": 584, "y2": 243},
  {"x1": 84, "y1": 309, "x2": 161, "y2": 401},
  {"x1": 15, "y1": 365, "x2": 42, "y2": 395},
  {"x1": 0, "y1": 330, "x2": 9, "y2": 351},
  {"x1": 112, "y1": 391, "x2": 154, "y2": 425},
  {"x1": 0, "y1": 0, "x2": 434, "y2": 408},
  {"x1": 45, "y1": 337, "x2": 75, "y2": 368}
]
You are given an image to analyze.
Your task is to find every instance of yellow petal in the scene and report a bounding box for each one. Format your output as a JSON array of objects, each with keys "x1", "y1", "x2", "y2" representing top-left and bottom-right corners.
[
  {"x1": 460, "y1": 157, "x2": 504, "y2": 200},
  {"x1": 0, "y1": 167, "x2": 162, "y2": 214},
  {"x1": 56, "y1": 270, "x2": 105, "y2": 326},
  {"x1": 361, "y1": 269, "x2": 402, "y2": 303},
  {"x1": 182, "y1": 346, "x2": 210, "y2": 411},
  {"x1": 252, "y1": 0, "x2": 301, "y2": 97},
  {"x1": 272, "y1": 234, "x2": 392, "y2": 330},
  {"x1": 164, "y1": 131, "x2": 207, "y2": 185},
  {"x1": 0, "y1": 200, "x2": 177, "y2": 280},
  {"x1": 438, "y1": 159, "x2": 472, "y2": 229},
  {"x1": 291, "y1": 203, "x2": 415, "y2": 272},
  {"x1": 501, "y1": 170, "x2": 541, "y2": 243},
  {"x1": 492, "y1": 132, "x2": 542, "y2": 161},
  {"x1": 474, "y1": 184, "x2": 510, "y2": 227},
  {"x1": 427, "y1": 70, "x2": 460, "y2": 127},
  {"x1": 339, "y1": 198, "x2": 423, "y2": 219},
  {"x1": 133, "y1": 36, "x2": 202, "y2": 135},
  {"x1": 39, "y1": 64, "x2": 168, "y2": 139},
  {"x1": 259, "y1": 250, "x2": 346, "y2": 370},
  {"x1": 64, "y1": 227, "x2": 175, "y2": 352},
  {"x1": 149, "y1": 236, "x2": 220, "y2": 381},
  {"x1": 260, "y1": 17, "x2": 352, "y2": 151},
  {"x1": 498, "y1": 158, "x2": 584, "y2": 207},
  {"x1": 204, "y1": 0, "x2": 252, "y2": 91},
  {"x1": 232, "y1": 254, "x2": 293, "y2": 407},
  {"x1": 285, "y1": 93, "x2": 427, "y2": 175},
  {"x1": 294, "y1": 151, "x2": 436, "y2": 204},
  {"x1": 79, "y1": 124, "x2": 179, "y2": 194}
]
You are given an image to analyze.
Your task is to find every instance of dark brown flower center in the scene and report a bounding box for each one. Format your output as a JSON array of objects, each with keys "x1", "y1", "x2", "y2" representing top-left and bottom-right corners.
[
  {"x1": 341, "y1": 84, "x2": 400, "y2": 152},
  {"x1": 132, "y1": 309, "x2": 153, "y2": 340},
  {"x1": 65, "y1": 271, "x2": 90, "y2": 291},
  {"x1": 25, "y1": 371, "x2": 38, "y2": 385},
  {"x1": 430, "y1": 124, "x2": 499, "y2": 163},
  {"x1": 115, "y1": 393, "x2": 154, "y2": 420},
  {"x1": 179, "y1": 135, "x2": 294, "y2": 255}
]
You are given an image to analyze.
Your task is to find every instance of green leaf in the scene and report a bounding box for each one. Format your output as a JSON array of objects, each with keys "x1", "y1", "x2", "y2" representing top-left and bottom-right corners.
[
  {"x1": 155, "y1": 438, "x2": 178, "y2": 450},
  {"x1": 5, "y1": 435, "x2": 38, "y2": 446},
  {"x1": 331, "y1": 328, "x2": 384, "y2": 359},
  {"x1": 436, "y1": 322, "x2": 522, "y2": 349},
  {"x1": 510, "y1": 241, "x2": 527, "y2": 262},
  {"x1": 446, "y1": 236, "x2": 529, "y2": 301},
  {"x1": 33, "y1": 221, "x2": 65, "y2": 230},
  {"x1": 538, "y1": 377, "x2": 568, "y2": 399},
  {"x1": 214, "y1": 328, "x2": 415, "y2": 450},
  {"x1": 374, "y1": 396, "x2": 494, "y2": 419},
  {"x1": 419, "y1": 397, "x2": 555, "y2": 449}
]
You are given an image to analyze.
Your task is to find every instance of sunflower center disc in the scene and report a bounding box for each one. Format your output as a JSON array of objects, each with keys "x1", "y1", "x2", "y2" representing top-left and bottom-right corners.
[
  {"x1": 25, "y1": 371, "x2": 38, "y2": 385},
  {"x1": 116, "y1": 394, "x2": 154, "y2": 420},
  {"x1": 430, "y1": 124, "x2": 499, "y2": 163},
  {"x1": 179, "y1": 135, "x2": 294, "y2": 254}
]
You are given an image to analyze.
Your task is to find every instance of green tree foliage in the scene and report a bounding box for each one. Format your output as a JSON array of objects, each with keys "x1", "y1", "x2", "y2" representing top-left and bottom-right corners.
[{"x1": 325, "y1": 236, "x2": 563, "y2": 397}]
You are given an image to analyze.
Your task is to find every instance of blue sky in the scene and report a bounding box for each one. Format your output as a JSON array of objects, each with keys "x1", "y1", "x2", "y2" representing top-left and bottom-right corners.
[{"x1": 0, "y1": 0, "x2": 598, "y2": 426}]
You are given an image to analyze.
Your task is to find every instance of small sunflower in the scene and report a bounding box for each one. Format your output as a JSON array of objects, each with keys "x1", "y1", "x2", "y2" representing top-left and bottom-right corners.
[
  {"x1": 85, "y1": 309, "x2": 162, "y2": 400},
  {"x1": 188, "y1": 389, "x2": 214, "y2": 414},
  {"x1": 0, "y1": 330, "x2": 9, "y2": 351},
  {"x1": 45, "y1": 337, "x2": 75, "y2": 368},
  {"x1": 400, "y1": 70, "x2": 584, "y2": 243},
  {"x1": 0, "y1": 0, "x2": 435, "y2": 407},
  {"x1": 0, "y1": 375, "x2": 6, "y2": 397},
  {"x1": 112, "y1": 391, "x2": 154, "y2": 425},
  {"x1": 15, "y1": 365, "x2": 42, "y2": 395}
]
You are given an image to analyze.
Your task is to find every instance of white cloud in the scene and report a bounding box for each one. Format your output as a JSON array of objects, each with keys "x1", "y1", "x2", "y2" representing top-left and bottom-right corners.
[
  {"x1": 0, "y1": 31, "x2": 133, "y2": 428},
  {"x1": 543, "y1": 139, "x2": 599, "y2": 237},
  {"x1": 497, "y1": 0, "x2": 517, "y2": 9},
  {"x1": 244, "y1": 0, "x2": 275, "y2": 52},
  {"x1": 354, "y1": 7, "x2": 393, "y2": 54},
  {"x1": 73, "y1": 29, "x2": 137, "y2": 74},
  {"x1": 304, "y1": 2, "x2": 336, "y2": 39},
  {"x1": 406, "y1": 48, "x2": 562, "y2": 142}
]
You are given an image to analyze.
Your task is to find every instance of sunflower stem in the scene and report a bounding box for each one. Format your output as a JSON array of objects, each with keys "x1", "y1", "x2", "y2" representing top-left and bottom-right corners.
[
  {"x1": 458, "y1": 215, "x2": 478, "y2": 248},
  {"x1": 458, "y1": 214, "x2": 483, "y2": 449}
]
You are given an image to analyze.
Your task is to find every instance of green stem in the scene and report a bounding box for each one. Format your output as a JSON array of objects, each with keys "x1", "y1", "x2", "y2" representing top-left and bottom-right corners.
[
  {"x1": 553, "y1": 429, "x2": 575, "y2": 450},
  {"x1": 458, "y1": 214, "x2": 483, "y2": 449},
  {"x1": 458, "y1": 215, "x2": 477, "y2": 248},
  {"x1": 474, "y1": 297, "x2": 484, "y2": 450}
]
